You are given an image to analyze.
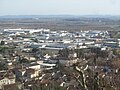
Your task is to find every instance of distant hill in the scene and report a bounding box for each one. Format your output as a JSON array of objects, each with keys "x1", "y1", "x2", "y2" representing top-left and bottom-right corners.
[
  {"x1": 0, "y1": 15, "x2": 76, "y2": 19},
  {"x1": 0, "y1": 15, "x2": 120, "y2": 19}
]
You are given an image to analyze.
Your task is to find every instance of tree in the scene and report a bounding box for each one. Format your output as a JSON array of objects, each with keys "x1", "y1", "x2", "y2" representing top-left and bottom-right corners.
[
  {"x1": 32, "y1": 48, "x2": 39, "y2": 53},
  {"x1": 34, "y1": 38, "x2": 39, "y2": 43},
  {"x1": 58, "y1": 48, "x2": 70, "y2": 58},
  {"x1": 1, "y1": 41, "x2": 5, "y2": 45}
]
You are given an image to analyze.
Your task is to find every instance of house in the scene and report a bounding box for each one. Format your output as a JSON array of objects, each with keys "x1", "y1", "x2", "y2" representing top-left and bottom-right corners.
[
  {"x1": 0, "y1": 70, "x2": 16, "y2": 89},
  {"x1": 28, "y1": 63, "x2": 40, "y2": 70},
  {"x1": 103, "y1": 41, "x2": 119, "y2": 48},
  {"x1": 58, "y1": 58, "x2": 78, "y2": 66},
  {"x1": 23, "y1": 55, "x2": 36, "y2": 61},
  {"x1": 24, "y1": 68, "x2": 39, "y2": 79},
  {"x1": 3, "y1": 84, "x2": 22, "y2": 90},
  {"x1": 14, "y1": 68, "x2": 26, "y2": 78},
  {"x1": 118, "y1": 39, "x2": 120, "y2": 47},
  {"x1": 37, "y1": 61, "x2": 56, "y2": 70},
  {"x1": 14, "y1": 68, "x2": 39, "y2": 81}
]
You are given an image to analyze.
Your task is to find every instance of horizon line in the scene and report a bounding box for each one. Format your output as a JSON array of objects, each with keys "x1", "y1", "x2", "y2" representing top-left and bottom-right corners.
[{"x1": 1, "y1": 14, "x2": 120, "y2": 16}]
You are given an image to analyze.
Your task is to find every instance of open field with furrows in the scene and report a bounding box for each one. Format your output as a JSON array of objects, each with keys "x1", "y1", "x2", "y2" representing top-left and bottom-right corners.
[{"x1": 0, "y1": 15, "x2": 120, "y2": 31}]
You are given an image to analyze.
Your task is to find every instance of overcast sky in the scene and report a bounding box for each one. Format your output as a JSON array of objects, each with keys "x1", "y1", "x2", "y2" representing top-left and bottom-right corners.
[{"x1": 0, "y1": 0, "x2": 120, "y2": 16}]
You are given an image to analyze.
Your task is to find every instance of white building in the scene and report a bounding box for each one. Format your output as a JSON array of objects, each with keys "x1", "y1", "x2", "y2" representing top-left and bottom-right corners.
[{"x1": 0, "y1": 70, "x2": 16, "y2": 89}]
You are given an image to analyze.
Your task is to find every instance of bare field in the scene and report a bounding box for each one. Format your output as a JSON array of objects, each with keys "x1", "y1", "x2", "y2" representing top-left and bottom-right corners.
[{"x1": 0, "y1": 16, "x2": 120, "y2": 31}]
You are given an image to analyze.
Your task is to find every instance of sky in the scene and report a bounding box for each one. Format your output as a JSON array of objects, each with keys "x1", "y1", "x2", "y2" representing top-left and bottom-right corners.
[{"x1": 0, "y1": 0, "x2": 120, "y2": 16}]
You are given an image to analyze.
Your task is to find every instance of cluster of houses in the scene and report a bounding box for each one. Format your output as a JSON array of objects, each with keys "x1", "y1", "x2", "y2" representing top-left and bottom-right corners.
[
  {"x1": 2, "y1": 28, "x2": 120, "y2": 49},
  {"x1": 3, "y1": 28, "x2": 120, "y2": 51},
  {"x1": 0, "y1": 28, "x2": 120, "y2": 89}
]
